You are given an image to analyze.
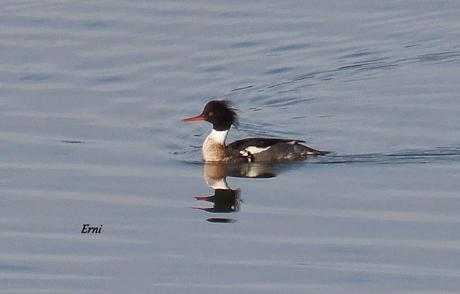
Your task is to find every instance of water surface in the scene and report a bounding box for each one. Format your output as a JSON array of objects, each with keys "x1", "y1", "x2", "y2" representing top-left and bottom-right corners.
[{"x1": 1, "y1": 0, "x2": 460, "y2": 293}]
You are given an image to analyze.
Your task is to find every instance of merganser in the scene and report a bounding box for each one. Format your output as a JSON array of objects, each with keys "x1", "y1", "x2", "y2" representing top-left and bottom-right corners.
[{"x1": 182, "y1": 100, "x2": 328, "y2": 162}]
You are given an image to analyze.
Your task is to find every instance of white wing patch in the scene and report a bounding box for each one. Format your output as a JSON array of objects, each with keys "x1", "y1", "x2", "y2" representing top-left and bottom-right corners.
[
  {"x1": 239, "y1": 146, "x2": 271, "y2": 163},
  {"x1": 244, "y1": 146, "x2": 270, "y2": 154}
]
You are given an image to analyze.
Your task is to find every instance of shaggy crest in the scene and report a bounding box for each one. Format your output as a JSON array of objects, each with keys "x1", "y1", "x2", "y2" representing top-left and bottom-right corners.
[{"x1": 202, "y1": 100, "x2": 239, "y2": 130}]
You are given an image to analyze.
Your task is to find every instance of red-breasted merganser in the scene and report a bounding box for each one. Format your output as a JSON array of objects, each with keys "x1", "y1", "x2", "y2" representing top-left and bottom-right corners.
[{"x1": 183, "y1": 100, "x2": 328, "y2": 162}]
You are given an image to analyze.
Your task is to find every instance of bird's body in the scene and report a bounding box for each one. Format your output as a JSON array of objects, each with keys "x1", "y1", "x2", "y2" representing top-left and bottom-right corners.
[{"x1": 183, "y1": 100, "x2": 328, "y2": 163}]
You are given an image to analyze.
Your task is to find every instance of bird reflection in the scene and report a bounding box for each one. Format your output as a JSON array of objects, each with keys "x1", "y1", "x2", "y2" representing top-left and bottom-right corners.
[{"x1": 192, "y1": 162, "x2": 282, "y2": 223}]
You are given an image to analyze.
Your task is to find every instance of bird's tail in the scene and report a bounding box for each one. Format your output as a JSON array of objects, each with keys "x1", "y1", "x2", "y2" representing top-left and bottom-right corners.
[{"x1": 303, "y1": 146, "x2": 330, "y2": 156}]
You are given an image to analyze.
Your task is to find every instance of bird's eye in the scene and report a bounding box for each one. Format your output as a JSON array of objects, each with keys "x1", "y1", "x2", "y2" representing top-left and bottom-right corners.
[{"x1": 208, "y1": 112, "x2": 214, "y2": 116}]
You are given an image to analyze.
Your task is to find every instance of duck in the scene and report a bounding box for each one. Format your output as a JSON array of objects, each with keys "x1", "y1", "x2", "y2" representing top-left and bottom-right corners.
[{"x1": 182, "y1": 100, "x2": 328, "y2": 162}]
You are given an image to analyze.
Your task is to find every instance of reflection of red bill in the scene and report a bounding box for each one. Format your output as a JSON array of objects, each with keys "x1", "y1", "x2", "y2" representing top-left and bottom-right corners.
[
  {"x1": 195, "y1": 195, "x2": 212, "y2": 201},
  {"x1": 182, "y1": 115, "x2": 206, "y2": 122}
]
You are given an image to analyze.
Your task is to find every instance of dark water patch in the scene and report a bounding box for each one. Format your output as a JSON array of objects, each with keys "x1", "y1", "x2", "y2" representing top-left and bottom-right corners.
[
  {"x1": 266, "y1": 80, "x2": 293, "y2": 89},
  {"x1": 357, "y1": 63, "x2": 398, "y2": 71},
  {"x1": 417, "y1": 50, "x2": 460, "y2": 64},
  {"x1": 291, "y1": 72, "x2": 317, "y2": 82},
  {"x1": 340, "y1": 49, "x2": 377, "y2": 59},
  {"x1": 229, "y1": 41, "x2": 261, "y2": 49},
  {"x1": 96, "y1": 76, "x2": 125, "y2": 83},
  {"x1": 335, "y1": 49, "x2": 398, "y2": 75},
  {"x1": 182, "y1": 159, "x2": 203, "y2": 165},
  {"x1": 61, "y1": 140, "x2": 85, "y2": 144},
  {"x1": 19, "y1": 74, "x2": 50, "y2": 82},
  {"x1": 82, "y1": 21, "x2": 110, "y2": 29},
  {"x1": 174, "y1": 147, "x2": 202, "y2": 164},
  {"x1": 231, "y1": 85, "x2": 254, "y2": 92},
  {"x1": 169, "y1": 150, "x2": 188, "y2": 156},
  {"x1": 247, "y1": 94, "x2": 270, "y2": 103},
  {"x1": 271, "y1": 43, "x2": 310, "y2": 53},
  {"x1": 264, "y1": 67, "x2": 293, "y2": 75},
  {"x1": 261, "y1": 71, "x2": 324, "y2": 91},
  {"x1": 27, "y1": 18, "x2": 48, "y2": 25},
  {"x1": 337, "y1": 55, "x2": 396, "y2": 73},
  {"x1": 338, "y1": 60, "x2": 388, "y2": 71},
  {"x1": 203, "y1": 65, "x2": 227, "y2": 73},
  {"x1": 261, "y1": 96, "x2": 315, "y2": 108}
]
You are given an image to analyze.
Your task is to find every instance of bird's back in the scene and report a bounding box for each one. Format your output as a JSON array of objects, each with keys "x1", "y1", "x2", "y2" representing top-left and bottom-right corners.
[{"x1": 227, "y1": 138, "x2": 328, "y2": 162}]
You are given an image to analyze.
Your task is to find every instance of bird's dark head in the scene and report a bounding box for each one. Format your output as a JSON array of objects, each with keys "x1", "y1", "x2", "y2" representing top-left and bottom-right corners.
[{"x1": 183, "y1": 100, "x2": 238, "y2": 131}]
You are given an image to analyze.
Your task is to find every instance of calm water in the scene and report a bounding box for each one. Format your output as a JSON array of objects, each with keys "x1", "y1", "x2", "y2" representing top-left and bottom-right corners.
[{"x1": 1, "y1": 0, "x2": 460, "y2": 293}]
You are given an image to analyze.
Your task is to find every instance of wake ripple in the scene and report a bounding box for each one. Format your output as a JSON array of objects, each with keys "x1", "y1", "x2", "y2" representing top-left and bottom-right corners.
[{"x1": 313, "y1": 147, "x2": 460, "y2": 165}]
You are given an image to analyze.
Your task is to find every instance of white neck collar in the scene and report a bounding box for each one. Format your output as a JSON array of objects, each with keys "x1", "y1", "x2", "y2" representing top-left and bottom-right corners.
[{"x1": 204, "y1": 129, "x2": 229, "y2": 145}]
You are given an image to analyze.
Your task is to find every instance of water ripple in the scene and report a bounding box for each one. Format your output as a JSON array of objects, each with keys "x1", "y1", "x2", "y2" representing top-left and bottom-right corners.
[
  {"x1": 1, "y1": 0, "x2": 460, "y2": 292},
  {"x1": 313, "y1": 147, "x2": 460, "y2": 165}
]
